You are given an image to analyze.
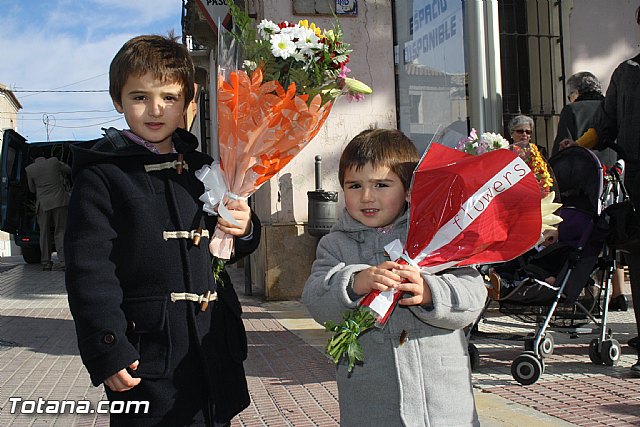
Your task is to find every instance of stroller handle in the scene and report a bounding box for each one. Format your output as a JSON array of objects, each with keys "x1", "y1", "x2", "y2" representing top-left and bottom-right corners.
[{"x1": 597, "y1": 140, "x2": 626, "y2": 178}]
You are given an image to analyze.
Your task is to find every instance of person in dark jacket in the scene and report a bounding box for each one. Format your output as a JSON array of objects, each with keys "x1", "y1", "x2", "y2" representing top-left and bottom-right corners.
[
  {"x1": 552, "y1": 71, "x2": 616, "y2": 165},
  {"x1": 25, "y1": 156, "x2": 71, "y2": 270},
  {"x1": 552, "y1": 71, "x2": 627, "y2": 311},
  {"x1": 65, "y1": 34, "x2": 261, "y2": 426}
]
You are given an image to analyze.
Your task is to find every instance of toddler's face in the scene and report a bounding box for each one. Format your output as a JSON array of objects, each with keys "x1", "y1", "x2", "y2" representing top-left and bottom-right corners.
[
  {"x1": 343, "y1": 163, "x2": 409, "y2": 228},
  {"x1": 113, "y1": 72, "x2": 186, "y2": 153}
]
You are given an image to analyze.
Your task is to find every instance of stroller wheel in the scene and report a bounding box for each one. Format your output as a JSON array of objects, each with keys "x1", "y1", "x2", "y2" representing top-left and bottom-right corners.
[
  {"x1": 511, "y1": 352, "x2": 544, "y2": 385},
  {"x1": 468, "y1": 343, "x2": 480, "y2": 372},
  {"x1": 588, "y1": 338, "x2": 603, "y2": 365},
  {"x1": 538, "y1": 333, "x2": 554, "y2": 358},
  {"x1": 600, "y1": 339, "x2": 621, "y2": 366}
]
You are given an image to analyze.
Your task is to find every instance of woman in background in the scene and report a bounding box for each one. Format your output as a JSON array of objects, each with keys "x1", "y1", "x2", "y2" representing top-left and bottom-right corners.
[
  {"x1": 508, "y1": 114, "x2": 534, "y2": 144},
  {"x1": 553, "y1": 71, "x2": 626, "y2": 311}
]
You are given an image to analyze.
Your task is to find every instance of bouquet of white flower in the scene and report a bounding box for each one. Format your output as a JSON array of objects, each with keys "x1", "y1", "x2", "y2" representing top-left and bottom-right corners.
[{"x1": 456, "y1": 128, "x2": 509, "y2": 155}]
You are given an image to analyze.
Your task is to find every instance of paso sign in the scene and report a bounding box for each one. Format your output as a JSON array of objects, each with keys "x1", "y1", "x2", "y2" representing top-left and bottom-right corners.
[{"x1": 195, "y1": 0, "x2": 232, "y2": 35}]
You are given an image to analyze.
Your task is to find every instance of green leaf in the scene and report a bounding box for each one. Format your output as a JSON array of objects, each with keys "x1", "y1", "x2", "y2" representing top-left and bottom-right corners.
[
  {"x1": 211, "y1": 256, "x2": 227, "y2": 285},
  {"x1": 346, "y1": 339, "x2": 363, "y2": 372},
  {"x1": 322, "y1": 306, "x2": 376, "y2": 373},
  {"x1": 332, "y1": 54, "x2": 349, "y2": 64},
  {"x1": 324, "y1": 320, "x2": 339, "y2": 331}
]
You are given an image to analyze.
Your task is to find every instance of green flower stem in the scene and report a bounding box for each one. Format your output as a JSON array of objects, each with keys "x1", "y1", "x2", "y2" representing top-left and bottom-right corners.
[
  {"x1": 323, "y1": 306, "x2": 376, "y2": 372},
  {"x1": 212, "y1": 256, "x2": 227, "y2": 285}
]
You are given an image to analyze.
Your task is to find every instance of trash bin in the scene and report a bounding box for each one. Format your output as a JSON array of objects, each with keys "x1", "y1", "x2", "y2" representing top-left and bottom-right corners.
[
  {"x1": 307, "y1": 155, "x2": 338, "y2": 237},
  {"x1": 308, "y1": 190, "x2": 338, "y2": 237}
]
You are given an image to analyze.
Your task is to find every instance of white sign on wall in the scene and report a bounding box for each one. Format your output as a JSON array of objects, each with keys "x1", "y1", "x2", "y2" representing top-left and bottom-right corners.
[
  {"x1": 195, "y1": 0, "x2": 232, "y2": 35},
  {"x1": 403, "y1": 0, "x2": 465, "y2": 74},
  {"x1": 336, "y1": 0, "x2": 357, "y2": 15}
]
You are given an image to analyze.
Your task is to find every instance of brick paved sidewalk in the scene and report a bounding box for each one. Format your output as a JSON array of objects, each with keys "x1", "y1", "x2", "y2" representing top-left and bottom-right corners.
[
  {"x1": 0, "y1": 258, "x2": 340, "y2": 427},
  {"x1": 237, "y1": 299, "x2": 339, "y2": 426},
  {"x1": 470, "y1": 308, "x2": 640, "y2": 426},
  {"x1": 2, "y1": 256, "x2": 640, "y2": 426},
  {"x1": 0, "y1": 258, "x2": 108, "y2": 427}
]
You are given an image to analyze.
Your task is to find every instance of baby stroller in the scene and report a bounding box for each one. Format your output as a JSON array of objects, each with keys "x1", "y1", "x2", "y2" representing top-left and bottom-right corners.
[{"x1": 469, "y1": 146, "x2": 623, "y2": 385}]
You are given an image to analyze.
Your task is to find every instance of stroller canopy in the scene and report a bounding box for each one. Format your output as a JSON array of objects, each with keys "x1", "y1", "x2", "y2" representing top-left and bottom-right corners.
[{"x1": 549, "y1": 146, "x2": 604, "y2": 215}]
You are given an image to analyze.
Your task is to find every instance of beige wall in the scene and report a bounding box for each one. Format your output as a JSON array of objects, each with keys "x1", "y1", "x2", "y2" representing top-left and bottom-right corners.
[
  {"x1": 211, "y1": 0, "x2": 640, "y2": 299},
  {"x1": 566, "y1": 0, "x2": 640, "y2": 92},
  {"x1": 251, "y1": 0, "x2": 640, "y2": 299},
  {"x1": 249, "y1": 0, "x2": 396, "y2": 298}
]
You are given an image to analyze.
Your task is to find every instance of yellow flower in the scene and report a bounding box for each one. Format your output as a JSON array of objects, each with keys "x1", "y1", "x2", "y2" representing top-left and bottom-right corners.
[
  {"x1": 530, "y1": 144, "x2": 553, "y2": 190},
  {"x1": 299, "y1": 19, "x2": 323, "y2": 37},
  {"x1": 310, "y1": 22, "x2": 322, "y2": 37}
]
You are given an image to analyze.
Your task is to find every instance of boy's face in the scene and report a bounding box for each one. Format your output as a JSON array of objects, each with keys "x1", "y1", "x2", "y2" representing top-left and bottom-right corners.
[
  {"x1": 343, "y1": 163, "x2": 409, "y2": 229},
  {"x1": 113, "y1": 72, "x2": 186, "y2": 153}
]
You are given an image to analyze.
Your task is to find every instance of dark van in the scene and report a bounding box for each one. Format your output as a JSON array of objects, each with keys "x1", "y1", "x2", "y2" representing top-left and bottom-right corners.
[{"x1": 0, "y1": 129, "x2": 77, "y2": 263}]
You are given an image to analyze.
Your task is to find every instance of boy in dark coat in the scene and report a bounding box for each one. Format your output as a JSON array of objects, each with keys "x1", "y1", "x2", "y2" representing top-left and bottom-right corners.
[{"x1": 65, "y1": 34, "x2": 261, "y2": 426}]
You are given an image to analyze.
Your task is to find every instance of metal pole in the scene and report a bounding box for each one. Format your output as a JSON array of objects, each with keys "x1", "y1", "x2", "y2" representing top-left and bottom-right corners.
[
  {"x1": 314, "y1": 155, "x2": 322, "y2": 190},
  {"x1": 485, "y1": 0, "x2": 503, "y2": 132},
  {"x1": 464, "y1": 0, "x2": 487, "y2": 134}
]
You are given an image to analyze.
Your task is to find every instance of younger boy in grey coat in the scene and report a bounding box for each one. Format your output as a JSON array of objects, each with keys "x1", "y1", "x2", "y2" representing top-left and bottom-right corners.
[{"x1": 302, "y1": 129, "x2": 487, "y2": 426}]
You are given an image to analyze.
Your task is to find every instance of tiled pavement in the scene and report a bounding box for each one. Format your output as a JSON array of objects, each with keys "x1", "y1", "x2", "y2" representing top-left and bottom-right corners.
[
  {"x1": 469, "y1": 311, "x2": 640, "y2": 426},
  {"x1": 1, "y1": 255, "x2": 640, "y2": 426}
]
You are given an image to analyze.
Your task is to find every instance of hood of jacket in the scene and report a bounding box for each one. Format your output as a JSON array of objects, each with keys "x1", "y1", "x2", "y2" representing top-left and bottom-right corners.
[{"x1": 69, "y1": 127, "x2": 199, "y2": 176}]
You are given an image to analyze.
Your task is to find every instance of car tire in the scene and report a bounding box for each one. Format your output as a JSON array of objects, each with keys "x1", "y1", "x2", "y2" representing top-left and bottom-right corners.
[{"x1": 21, "y1": 246, "x2": 41, "y2": 264}]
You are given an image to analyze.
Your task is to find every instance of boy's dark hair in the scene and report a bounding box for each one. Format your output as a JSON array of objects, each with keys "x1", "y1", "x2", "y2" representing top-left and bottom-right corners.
[
  {"x1": 339, "y1": 128, "x2": 420, "y2": 191},
  {"x1": 109, "y1": 34, "x2": 195, "y2": 106}
]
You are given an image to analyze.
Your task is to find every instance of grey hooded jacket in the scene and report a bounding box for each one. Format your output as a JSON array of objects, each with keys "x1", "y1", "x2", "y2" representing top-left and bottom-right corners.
[{"x1": 302, "y1": 209, "x2": 487, "y2": 427}]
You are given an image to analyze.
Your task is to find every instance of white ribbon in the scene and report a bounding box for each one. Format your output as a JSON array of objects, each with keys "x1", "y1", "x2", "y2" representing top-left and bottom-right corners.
[
  {"x1": 384, "y1": 239, "x2": 454, "y2": 274},
  {"x1": 367, "y1": 288, "x2": 398, "y2": 319},
  {"x1": 195, "y1": 163, "x2": 245, "y2": 227},
  {"x1": 384, "y1": 239, "x2": 420, "y2": 268},
  {"x1": 364, "y1": 240, "x2": 446, "y2": 320}
]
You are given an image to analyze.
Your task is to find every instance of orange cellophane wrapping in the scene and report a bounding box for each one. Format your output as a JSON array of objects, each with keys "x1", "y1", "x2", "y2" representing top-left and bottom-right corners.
[{"x1": 210, "y1": 68, "x2": 333, "y2": 259}]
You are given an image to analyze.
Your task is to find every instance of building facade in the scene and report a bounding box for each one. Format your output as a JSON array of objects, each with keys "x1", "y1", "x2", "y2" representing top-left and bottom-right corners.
[
  {"x1": 0, "y1": 83, "x2": 22, "y2": 257},
  {"x1": 182, "y1": 0, "x2": 640, "y2": 299}
]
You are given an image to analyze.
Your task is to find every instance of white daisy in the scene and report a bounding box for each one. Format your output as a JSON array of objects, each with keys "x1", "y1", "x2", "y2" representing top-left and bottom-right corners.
[
  {"x1": 290, "y1": 51, "x2": 306, "y2": 62},
  {"x1": 480, "y1": 132, "x2": 509, "y2": 150},
  {"x1": 257, "y1": 19, "x2": 279, "y2": 39},
  {"x1": 270, "y1": 33, "x2": 297, "y2": 59},
  {"x1": 295, "y1": 27, "x2": 321, "y2": 57},
  {"x1": 280, "y1": 24, "x2": 298, "y2": 37}
]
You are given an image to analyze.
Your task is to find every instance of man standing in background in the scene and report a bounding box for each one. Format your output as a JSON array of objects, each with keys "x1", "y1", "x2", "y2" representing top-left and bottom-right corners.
[{"x1": 25, "y1": 156, "x2": 71, "y2": 270}]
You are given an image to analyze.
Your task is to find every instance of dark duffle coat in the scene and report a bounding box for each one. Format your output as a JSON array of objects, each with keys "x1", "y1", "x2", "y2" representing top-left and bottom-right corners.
[{"x1": 65, "y1": 128, "x2": 261, "y2": 426}]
